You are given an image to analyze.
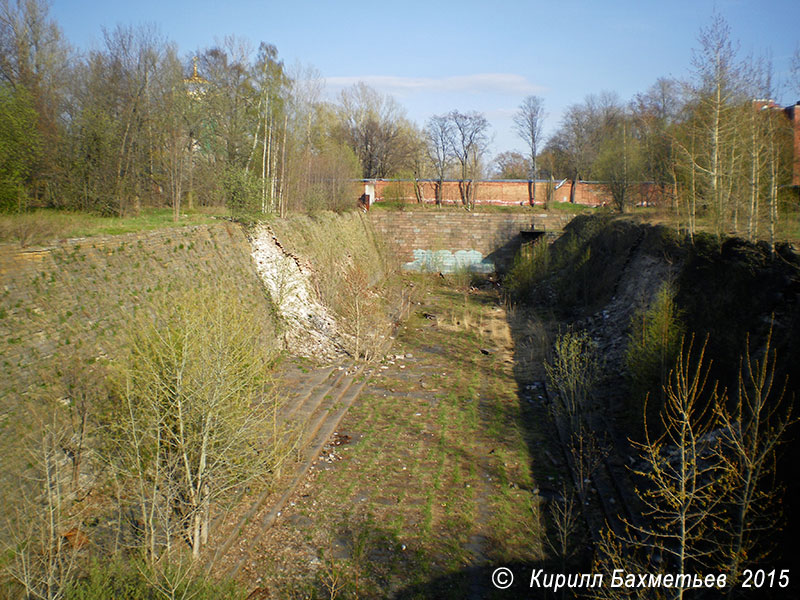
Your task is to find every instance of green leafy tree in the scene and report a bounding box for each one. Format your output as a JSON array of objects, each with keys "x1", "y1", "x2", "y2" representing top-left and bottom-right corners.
[
  {"x1": 0, "y1": 0, "x2": 69, "y2": 201},
  {"x1": 0, "y1": 83, "x2": 40, "y2": 211},
  {"x1": 223, "y1": 163, "x2": 261, "y2": 219}
]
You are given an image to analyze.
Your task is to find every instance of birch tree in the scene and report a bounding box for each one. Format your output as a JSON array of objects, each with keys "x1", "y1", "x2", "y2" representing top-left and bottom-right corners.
[{"x1": 676, "y1": 14, "x2": 745, "y2": 235}]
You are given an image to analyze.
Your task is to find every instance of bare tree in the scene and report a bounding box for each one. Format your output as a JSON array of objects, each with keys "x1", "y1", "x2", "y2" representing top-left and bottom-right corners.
[
  {"x1": 492, "y1": 150, "x2": 528, "y2": 180},
  {"x1": 546, "y1": 92, "x2": 621, "y2": 203},
  {"x1": 62, "y1": 24, "x2": 183, "y2": 216},
  {"x1": 513, "y1": 95, "x2": 545, "y2": 205},
  {"x1": 447, "y1": 110, "x2": 489, "y2": 210},
  {"x1": 3, "y1": 414, "x2": 82, "y2": 600},
  {"x1": 632, "y1": 78, "x2": 684, "y2": 218},
  {"x1": 424, "y1": 114, "x2": 452, "y2": 205},
  {"x1": 715, "y1": 328, "x2": 795, "y2": 590},
  {"x1": 546, "y1": 485, "x2": 582, "y2": 572},
  {"x1": 336, "y1": 82, "x2": 418, "y2": 179}
]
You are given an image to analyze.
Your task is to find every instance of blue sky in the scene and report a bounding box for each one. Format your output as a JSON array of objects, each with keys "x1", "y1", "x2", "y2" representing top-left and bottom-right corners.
[{"x1": 51, "y1": 0, "x2": 798, "y2": 157}]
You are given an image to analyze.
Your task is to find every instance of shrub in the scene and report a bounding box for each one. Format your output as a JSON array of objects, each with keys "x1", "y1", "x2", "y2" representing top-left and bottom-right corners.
[
  {"x1": 505, "y1": 239, "x2": 550, "y2": 300},
  {"x1": 545, "y1": 329, "x2": 600, "y2": 423},
  {"x1": 624, "y1": 281, "x2": 684, "y2": 424},
  {"x1": 0, "y1": 211, "x2": 59, "y2": 247},
  {"x1": 223, "y1": 165, "x2": 261, "y2": 219},
  {"x1": 63, "y1": 558, "x2": 244, "y2": 600},
  {"x1": 104, "y1": 283, "x2": 293, "y2": 561}
]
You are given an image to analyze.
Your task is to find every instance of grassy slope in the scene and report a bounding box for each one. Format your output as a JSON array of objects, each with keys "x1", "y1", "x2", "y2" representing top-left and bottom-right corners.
[{"x1": 0, "y1": 207, "x2": 228, "y2": 247}]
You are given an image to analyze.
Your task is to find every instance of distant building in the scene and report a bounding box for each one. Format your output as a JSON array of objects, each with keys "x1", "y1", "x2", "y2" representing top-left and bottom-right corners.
[
  {"x1": 784, "y1": 101, "x2": 800, "y2": 188},
  {"x1": 184, "y1": 57, "x2": 209, "y2": 98},
  {"x1": 756, "y1": 99, "x2": 800, "y2": 188}
]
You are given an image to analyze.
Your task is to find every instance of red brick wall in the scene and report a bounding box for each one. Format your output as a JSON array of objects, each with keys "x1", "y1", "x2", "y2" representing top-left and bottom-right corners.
[
  {"x1": 791, "y1": 104, "x2": 800, "y2": 187},
  {"x1": 367, "y1": 179, "x2": 665, "y2": 207}
]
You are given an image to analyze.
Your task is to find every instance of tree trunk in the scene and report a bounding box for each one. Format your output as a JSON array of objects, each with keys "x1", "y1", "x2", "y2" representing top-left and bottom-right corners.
[
  {"x1": 261, "y1": 99, "x2": 268, "y2": 213},
  {"x1": 279, "y1": 113, "x2": 288, "y2": 218}
]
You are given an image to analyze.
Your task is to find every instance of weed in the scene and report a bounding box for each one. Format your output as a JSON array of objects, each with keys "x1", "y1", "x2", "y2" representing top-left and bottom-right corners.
[
  {"x1": 624, "y1": 280, "x2": 684, "y2": 427},
  {"x1": 505, "y1": 237, "x2": 551, "y2": 300}
]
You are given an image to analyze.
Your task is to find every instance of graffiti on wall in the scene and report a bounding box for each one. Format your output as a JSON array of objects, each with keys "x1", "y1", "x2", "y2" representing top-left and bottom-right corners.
[{"x1": 403, "y1": 249, "x2": 494, "y2": 274}]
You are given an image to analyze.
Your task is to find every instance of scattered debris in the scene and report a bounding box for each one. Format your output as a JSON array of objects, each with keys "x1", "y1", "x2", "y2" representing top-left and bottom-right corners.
[
  {"x1": 330, "y1": 432, "x2": 352, "y2": 446},
  {"x1": 317, "y1": 432, "x2": 353, "y2": 464},
  {"x1": 63, "y1": 527, "x2": 89, "y2": 550}
]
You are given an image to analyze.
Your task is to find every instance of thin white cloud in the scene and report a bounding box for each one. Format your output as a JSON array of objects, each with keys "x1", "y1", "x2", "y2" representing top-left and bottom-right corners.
[
  {"x1": 485, "y1": 107, "x2": 518, "y2": 120},
  {"x1": 325, "y1": 73, "x2": 545, "y2": 96}
]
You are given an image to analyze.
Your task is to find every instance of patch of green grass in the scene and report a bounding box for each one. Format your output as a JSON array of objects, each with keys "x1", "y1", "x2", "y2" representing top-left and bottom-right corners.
[
  {"x1": 0, "y1": 207, "x2": 227, "y2": 246},
  {"x1": 246, "y1": 276, "x2": 557, "y2": 595},
  {"x1": 549, "y1": 201, "x2": 596, "y2": 214}
]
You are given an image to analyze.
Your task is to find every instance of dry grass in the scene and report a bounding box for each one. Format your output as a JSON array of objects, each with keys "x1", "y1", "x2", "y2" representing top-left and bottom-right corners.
[
  {"x1": 507, "y1": 306, "x2": 552, "y2": 382},
  {"x1": 270, "y1": 211, "x2": 400, "y2": 361}
]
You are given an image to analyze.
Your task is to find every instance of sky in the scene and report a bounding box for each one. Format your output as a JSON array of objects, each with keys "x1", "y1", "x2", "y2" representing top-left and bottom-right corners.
[{"x1": 50, "y1": 0, "x2": 799, "y2": 158}]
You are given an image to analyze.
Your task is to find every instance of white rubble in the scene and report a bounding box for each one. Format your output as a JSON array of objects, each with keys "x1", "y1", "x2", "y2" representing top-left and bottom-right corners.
[{"x1": 249, "y1": 224, "x2": 346, "y2": 360}]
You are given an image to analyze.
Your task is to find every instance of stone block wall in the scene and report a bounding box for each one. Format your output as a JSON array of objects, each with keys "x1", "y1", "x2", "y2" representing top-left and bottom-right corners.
[{"x1": 369, "y1": 211, "x2": 572, "y2": 272}]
